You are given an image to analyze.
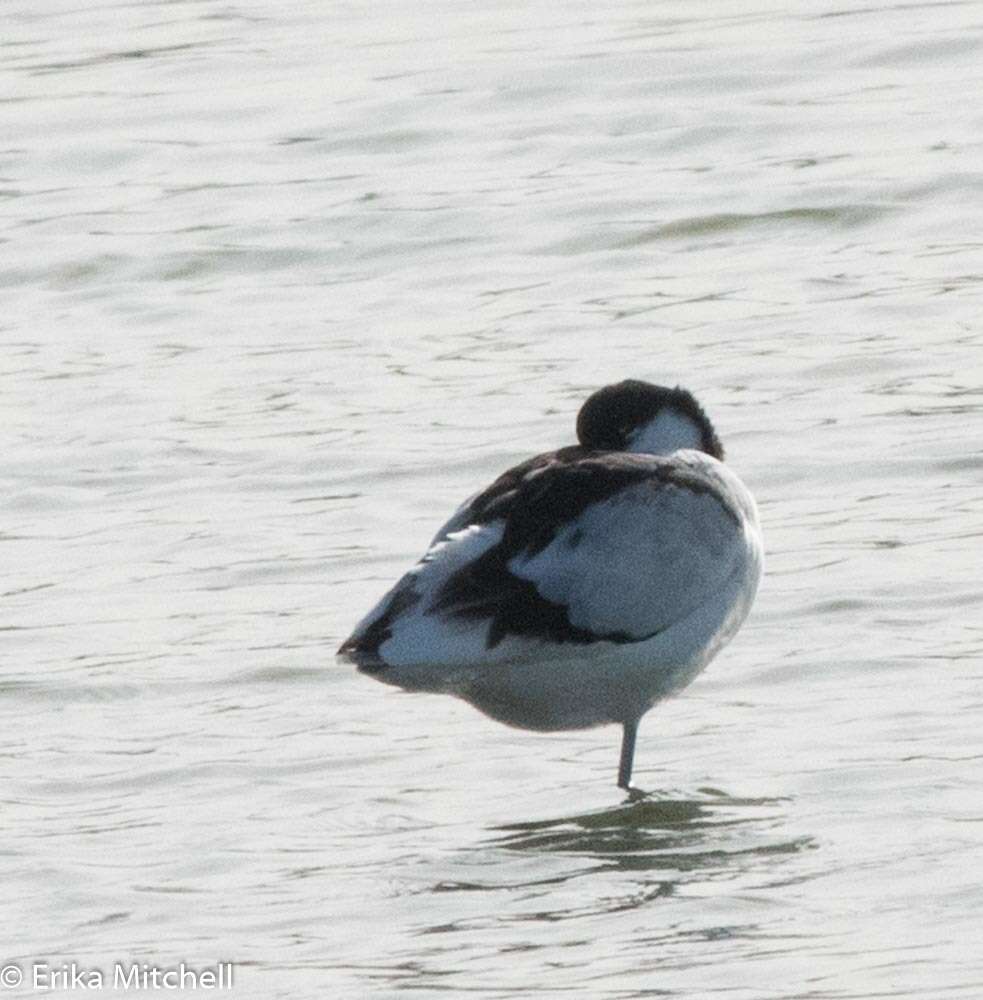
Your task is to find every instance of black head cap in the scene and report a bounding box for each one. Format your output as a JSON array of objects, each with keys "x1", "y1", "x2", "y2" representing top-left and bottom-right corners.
[{"x1": 575, "y1": 379, "x2": 724, "y2": 460}]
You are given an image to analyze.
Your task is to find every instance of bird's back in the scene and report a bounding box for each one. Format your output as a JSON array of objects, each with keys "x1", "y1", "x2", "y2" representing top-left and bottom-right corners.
[{"x1": 339, "y1": 447, "x2": 761, "y2": 690}]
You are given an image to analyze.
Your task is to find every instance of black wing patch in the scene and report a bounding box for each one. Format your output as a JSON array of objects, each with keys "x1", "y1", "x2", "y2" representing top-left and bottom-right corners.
[
  {"x1": 338, "y1": 578, "x2": 421, "y2": 671},
  {"x1": 431, "y1": 544, "x2": 636, "y2": 649},
  {"x1": 461, "y1": 445, "x2": 586, "y2": 528}
]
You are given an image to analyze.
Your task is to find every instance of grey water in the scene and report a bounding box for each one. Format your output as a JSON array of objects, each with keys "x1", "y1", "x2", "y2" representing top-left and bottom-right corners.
[{"x1": 2, "y1": 1, "x2": 983, "y2": 997}]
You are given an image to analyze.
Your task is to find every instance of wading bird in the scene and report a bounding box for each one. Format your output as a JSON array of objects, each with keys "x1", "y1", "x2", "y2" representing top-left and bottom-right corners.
[{"x1": 338, "y1": 380, "x2": 763, "y2": 788}]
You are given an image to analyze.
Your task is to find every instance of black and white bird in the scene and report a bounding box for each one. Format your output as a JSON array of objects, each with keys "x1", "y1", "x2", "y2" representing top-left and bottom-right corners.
[{"x1": 338, "y1": 380, "x2": 763, "y2": 789}]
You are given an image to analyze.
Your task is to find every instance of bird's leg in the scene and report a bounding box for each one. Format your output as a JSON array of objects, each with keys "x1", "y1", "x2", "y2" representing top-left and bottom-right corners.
[{"x1": 617, "y1": 718, "x2": 639, "y2": 789}]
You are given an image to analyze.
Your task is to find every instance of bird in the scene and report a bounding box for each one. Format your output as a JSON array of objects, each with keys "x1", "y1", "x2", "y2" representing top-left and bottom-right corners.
[{"x1": 338, "y1": 379, "x2": 763, "y2": 789}]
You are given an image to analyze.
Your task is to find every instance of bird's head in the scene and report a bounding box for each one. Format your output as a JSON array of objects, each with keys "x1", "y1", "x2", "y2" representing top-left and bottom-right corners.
[{"x1": 575, "y1": 379, "x2": 724, "y2": 460}]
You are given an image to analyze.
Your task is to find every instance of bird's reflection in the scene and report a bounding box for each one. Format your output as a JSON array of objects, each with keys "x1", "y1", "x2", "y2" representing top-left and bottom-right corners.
[
  {"x1": 416, "y1": 789, "x2": 814, "y2": 934},
  {"x1": 485, "y1": 787, "x2": 813, "y2": 875}
]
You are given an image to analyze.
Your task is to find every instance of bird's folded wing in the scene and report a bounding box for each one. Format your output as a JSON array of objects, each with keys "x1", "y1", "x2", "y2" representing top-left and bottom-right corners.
[
  {"x1": 508, "y1": 477, "x2": 743, "y2": 641},
  {"x1": 342, "y1": 455, "x2": 746, "y2": 668}
]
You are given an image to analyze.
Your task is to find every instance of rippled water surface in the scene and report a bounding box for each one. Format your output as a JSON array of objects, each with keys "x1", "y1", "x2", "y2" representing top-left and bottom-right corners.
[{"x1": 3, "y1": 1, "x2": 983, "y2": 997}]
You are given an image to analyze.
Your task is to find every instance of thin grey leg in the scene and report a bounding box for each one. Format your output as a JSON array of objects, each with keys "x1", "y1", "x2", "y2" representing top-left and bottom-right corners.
[{"x1": 617, "y1": 719, "x2": 638, "y2": 789}]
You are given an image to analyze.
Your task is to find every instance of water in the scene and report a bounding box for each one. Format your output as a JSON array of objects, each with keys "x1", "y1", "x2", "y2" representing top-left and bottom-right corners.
[{"x1": 3, "y1": 1, "x2": 983, "y2": 997}]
